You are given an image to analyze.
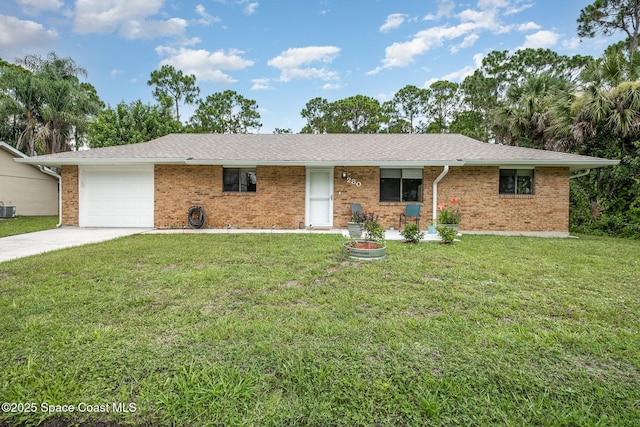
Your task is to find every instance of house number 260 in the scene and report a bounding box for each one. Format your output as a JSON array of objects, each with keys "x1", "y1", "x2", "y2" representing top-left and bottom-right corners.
[{"x1": 347, "y1": 177, "x2": 362, "y2": 187}]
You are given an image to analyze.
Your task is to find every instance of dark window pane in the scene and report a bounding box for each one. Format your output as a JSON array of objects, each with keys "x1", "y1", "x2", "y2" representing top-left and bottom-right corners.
[
  {"x1": 517, "y1": 176, "x2": 533, "y2": 194},
  {"x1": 224, "y1": 169, "x2": 240, "y2": 192},
  {"x1": 499, "y1": 169, "x2": 516, "y2": 194},
  {"x1": 402, "y1": 178, "x2": 422, "y2": 201},
  {"x1": 380, "y1": 178, "x2": 401, "y2": 202},
  {"x1": 243, "y1": 172, "x2": 257, "y2": 193}
]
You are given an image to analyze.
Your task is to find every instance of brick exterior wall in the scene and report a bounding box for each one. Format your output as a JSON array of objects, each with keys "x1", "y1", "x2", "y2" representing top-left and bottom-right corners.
[
  {"x1": 61, "y1": 165, "x2": 79, "y2": 226},
  {"x1": 60, "y1": 163, "x2": 569, "y2": 233},
  {"x1": 334, "y1": 166, "x2": 569, "y2": 232},
  {"x1": 154, "y1": 165, "x2": 306, "y2": 229}
]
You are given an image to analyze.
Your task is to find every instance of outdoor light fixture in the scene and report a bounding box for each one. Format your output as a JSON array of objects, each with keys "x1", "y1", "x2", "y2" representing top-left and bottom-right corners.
[{"x1": 341, "y1": 170, "x2": 347, "y2": 179}]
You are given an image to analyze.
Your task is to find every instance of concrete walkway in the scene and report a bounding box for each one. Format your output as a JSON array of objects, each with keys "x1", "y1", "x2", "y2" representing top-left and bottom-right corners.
[
  {"x1": 146, "y1": 227, "x2": 443, "y2": 241},
  {"x1": 0, "y1": 227, "x2": 150, "y2": 263},
  {"x1": 0, "y1": 226, "x2": 443, "y2": 263}
]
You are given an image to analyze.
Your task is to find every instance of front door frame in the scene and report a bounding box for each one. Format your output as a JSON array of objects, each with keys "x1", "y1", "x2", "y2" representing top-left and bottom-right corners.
[{"x1": 305, "y1": 167, "x2": 334, "y2": 228}]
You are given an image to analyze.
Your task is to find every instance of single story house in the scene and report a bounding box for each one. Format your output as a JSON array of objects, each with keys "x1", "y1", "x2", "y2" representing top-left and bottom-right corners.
[
  {"x1": 15, "y1": 134, "x2": 618, "y2": 235},
  {"x1": 1, "y1": 141, "x2": 59, "y2": 217}
]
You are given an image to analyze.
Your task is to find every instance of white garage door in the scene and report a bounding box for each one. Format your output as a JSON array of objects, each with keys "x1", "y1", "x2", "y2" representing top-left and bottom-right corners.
[{"x1": 79, "y1": 166, "x2": 154, "y2": 227}]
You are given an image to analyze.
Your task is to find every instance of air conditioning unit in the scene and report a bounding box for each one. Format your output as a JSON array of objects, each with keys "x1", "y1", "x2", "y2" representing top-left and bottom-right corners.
[{"x1": 0, "y1": 205, "x2": 16, "y2": 218}]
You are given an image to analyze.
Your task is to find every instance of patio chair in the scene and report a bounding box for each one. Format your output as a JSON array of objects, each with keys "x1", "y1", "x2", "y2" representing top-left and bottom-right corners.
[
  {"x1": 399, "y1": 204, "x2": 421, "y2": 229},
  {"x1": 350, "y1": 203, "x2": 363, "y2": 218}
]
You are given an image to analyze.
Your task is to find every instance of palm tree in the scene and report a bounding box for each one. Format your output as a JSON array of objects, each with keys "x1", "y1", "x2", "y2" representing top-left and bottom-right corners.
[
  {"x1": 493, "y1": 73, "x2": 571, "y2": 149},
  {"x1": 1, "y1": 52, "x2": 101, "y2": 155}
]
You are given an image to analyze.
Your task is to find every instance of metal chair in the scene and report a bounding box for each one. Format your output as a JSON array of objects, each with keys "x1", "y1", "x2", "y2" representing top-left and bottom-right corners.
[
  {"x1": 350, "y1": 203, "x2": 363, "y2": 218},
  {"x1": 399, "y1": 204, "x2": 421, "y2": 229}
]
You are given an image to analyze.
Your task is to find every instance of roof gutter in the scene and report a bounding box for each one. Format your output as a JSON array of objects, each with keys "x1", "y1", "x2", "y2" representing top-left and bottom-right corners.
[{"x1": 432, "y1": 165, "x2": 449, "y2": 223}]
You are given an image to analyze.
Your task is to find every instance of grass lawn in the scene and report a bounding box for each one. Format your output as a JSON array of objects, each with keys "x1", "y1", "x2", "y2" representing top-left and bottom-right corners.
[
  {"x1": 0, "y1": 216, "x2": 58, "y2": 238},
  {"x1": 1, "y1": 234, "x2": 639, "y2": 426}
]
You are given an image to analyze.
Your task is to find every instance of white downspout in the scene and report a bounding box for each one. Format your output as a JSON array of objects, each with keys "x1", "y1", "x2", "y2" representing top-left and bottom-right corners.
[
  {"x1": 432, "y1": 165, "x2": 449, "y2": 223},
  {"x1": 570, "y1": 169, "x2": 591, "y2": 180},
  {"x1": 40, "y1": 166, "x2": 62, "y2": 228}
]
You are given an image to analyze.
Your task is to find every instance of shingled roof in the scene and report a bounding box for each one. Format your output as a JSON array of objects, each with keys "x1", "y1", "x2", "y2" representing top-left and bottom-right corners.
[{"x1": 15, "y1": 133, "x2": 618, "y2": 171}]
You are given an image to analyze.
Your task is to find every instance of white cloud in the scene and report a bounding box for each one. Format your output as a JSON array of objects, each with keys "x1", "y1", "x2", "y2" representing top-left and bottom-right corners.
[
  {"x1": 268, "y1": 46, "x2": 340, "y2": 68},
  {"x1": 380, "y1": 13, "x2": 407, "y2": 33},
  {"x1": 195, "y1": 4, "x2": 221, "y2": 26},
  {"x1": 437, "y1": 0, "x2": 455, "y2": 17},
  {"x1": 517, "y1": 21, "x2": 541, "y2": 32},
  {"x1": 244, "y1": 2, "x2": 259, "y2": 15},
  {"x1": 18, "y1": 0, "x2": 63, "y2": 13},
  {"x1": 322, "y1": 83, "x2": 341, "y2": 90},
  {"x1": 451, "y1": 33, "x2": 479, "y2": 53},
  {"x1": 251, "y1": 78, "x2": 272, "y2": 90},
  {"x1": 478, "y1": 0, "x2": 509, "y2": 8},
  {"x1": 369, "y1": 0, "x2": 539, "y2": 74},
  {"x1": 110, "y1": 69, "x2": 124, "y2": 79},
  {"x1": 505, "y1": 2, "x2": 534, "y2": 16},
  {"x1": 156, "y1": 46, "x2": 254, "y2": 84},
  {"x1": 268, "y1": 46, "x2": 341, "y2": 82},
  {"x1": 562, "y1": 36, "x2": 582, "y2": 50},
  {"x1": 0, "y1": 15, "x2": 58, "y2": 59},
  {"x1": 517, "y1": 30, "x2": 559, "y2": 49},
  {"x1": 73, "y1": 0, "x2": 186, "y2": 39},
  {"x1": 368, "y1": 22, "x2": 484, "y2": 74},
  {"x1": 120, "y1": 18, "x2": 187, "y2": 39}
]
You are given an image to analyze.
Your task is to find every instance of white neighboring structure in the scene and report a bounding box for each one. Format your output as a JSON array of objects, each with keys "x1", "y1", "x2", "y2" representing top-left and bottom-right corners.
[{"x1": 0, "y1": 142, "x2": 59, "y2": 216}]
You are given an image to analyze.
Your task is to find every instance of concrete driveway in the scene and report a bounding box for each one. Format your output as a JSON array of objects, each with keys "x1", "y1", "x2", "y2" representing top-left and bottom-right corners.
[{"x1": 0, "y1": 227, "x2": 150, "y2": 263}]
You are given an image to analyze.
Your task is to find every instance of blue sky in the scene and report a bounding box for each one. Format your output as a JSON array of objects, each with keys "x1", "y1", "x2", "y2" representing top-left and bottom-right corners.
[{"x1": 0, "y1": 1, "x2": 621, "y2": 133}]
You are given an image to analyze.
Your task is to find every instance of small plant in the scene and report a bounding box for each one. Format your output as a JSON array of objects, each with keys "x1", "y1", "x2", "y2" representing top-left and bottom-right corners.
[
  {"x1": 438, "y1": 207, "x2": 461, "y2": 225},
  {"x1": 400, "y1": 224, "x2": 425, "y2": 243},
  {"x1": 436, "y1": 225, "x2": 457, "y2": 244},
  {"x1": 350, "y1": 210, "x2": 367, "y2": 223},
  {"x1": 364, "y1": 215, "x2": 385, "y2": 245}
]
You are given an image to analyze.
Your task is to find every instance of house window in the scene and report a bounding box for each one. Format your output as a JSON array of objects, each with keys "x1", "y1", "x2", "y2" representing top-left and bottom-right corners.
[
  {"x1": 223, "y1": 168, "x2": 256, "y2": 192},
  {"x1": 380, "y1": 168, "x2": 423, "y2": 202},
  {"x1": 499, "y1": 169, "x2": 534, "y2": 194}
]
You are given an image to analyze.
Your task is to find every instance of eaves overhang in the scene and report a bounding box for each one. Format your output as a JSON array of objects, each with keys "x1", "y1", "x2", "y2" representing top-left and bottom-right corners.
[
  {"x1": 16, "y1": 157, "x2": 619, "y2": 171},
  {"x1": 16, "y1": 157, "x2": 468, "y2": 168},
  {"x1": 15, "y1": 157, "x2": 187, "y2": 167},
  {"x1": 464, "y1": 159, "x2": 620, "y2": 171}
]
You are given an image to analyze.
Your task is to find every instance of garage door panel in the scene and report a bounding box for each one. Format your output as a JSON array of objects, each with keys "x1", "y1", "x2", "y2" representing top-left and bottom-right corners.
[{"x1": 80, "y1": 166, "x2": 154, "y2": 227}]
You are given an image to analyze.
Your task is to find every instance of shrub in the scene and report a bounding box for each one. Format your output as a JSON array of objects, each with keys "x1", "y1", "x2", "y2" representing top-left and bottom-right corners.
[
  {"x1": 364, "y1": 216, "x2": 385, "y2": 244},
  {"x1": 436, "y1": 225, "x2": 457, "y2": 244},
  {"x1": 400, "y1": 224, "x2": 425, "y2": 243}
]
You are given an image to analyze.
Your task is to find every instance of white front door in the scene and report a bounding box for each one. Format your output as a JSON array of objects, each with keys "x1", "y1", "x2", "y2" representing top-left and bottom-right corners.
[{"x1": 305, "y1": 168, "x2": 333, "y2": 228}]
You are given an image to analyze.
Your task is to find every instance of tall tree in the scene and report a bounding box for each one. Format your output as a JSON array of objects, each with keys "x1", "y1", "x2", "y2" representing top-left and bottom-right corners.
[
  {"x1": 187, "y1": 90, "x2": 261, "y2": 134},
  {"x1": 147, "y1": 65, "x2": 200, "y2": 122},
  {"x1": 330, "y1": 95, "x2": 383, "y2": 133},
  {"x1": 300, "y1": 97, "x2": 330, "y2": 134},
  {"x1": 425, "y1": 80, "x2": 460, "y2": 133},
  {"x1": 87, "y1": 100, "x2": 181, "y2": 148},
  {"x1": 577, "y1": 0, "x2": 640, "y2": 54},
  {"x1": 387, "y1": 85, "x2": 430, "y2": 133}
]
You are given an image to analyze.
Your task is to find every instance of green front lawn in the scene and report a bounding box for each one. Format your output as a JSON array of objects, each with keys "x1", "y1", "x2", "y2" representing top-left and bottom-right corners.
[
  {"x1": 0, "y1": 216, "x2": 57, "y2": 238},
  {"x1": 1, "y1": 234, "x2": 639, "y2": 426}
]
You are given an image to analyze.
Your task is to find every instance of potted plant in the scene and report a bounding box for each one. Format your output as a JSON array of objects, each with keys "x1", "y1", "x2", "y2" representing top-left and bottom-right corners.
[
  {"x1": 438, "y1": 207, "x2": 461, "y2": 230},
  {"x1": 427, "y1": 219, "x2": 437, "y2": 234},
  {"x1": 343, "y1": 214, "x2": 386, "y2": 259},
  {"x1": 347, "y1": 210, "x2": 367, "y2": 238},
  {"x1": 400, "y1": 223, "x2": 425, "y2": 243}
]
